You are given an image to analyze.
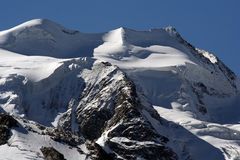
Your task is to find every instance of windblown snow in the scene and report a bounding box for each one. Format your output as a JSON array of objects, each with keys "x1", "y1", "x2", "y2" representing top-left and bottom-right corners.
[{"x1": 0, "y1": 19, "x2": 239, "y2": 160}]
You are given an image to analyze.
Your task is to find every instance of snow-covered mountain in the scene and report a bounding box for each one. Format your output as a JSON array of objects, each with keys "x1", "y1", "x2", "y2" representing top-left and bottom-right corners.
[{"x1": 0, "y1": 19, "x2": 239, "y2": 160}]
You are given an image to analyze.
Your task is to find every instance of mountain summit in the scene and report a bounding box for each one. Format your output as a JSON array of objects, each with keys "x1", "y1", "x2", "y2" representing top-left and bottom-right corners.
[{"x1": 0, "y1": 19, "x2": 239, "y2": 160}]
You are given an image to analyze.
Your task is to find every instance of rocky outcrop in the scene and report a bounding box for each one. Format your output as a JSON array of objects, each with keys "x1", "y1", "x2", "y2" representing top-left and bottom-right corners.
[
  {"x1": 0, "y1": 113, "x2": 18, "y2": 127},
  {"x1": 64, "y1": 63, "x2": 178, "y2": 159},
  {"x1": 0, "y1": 113, "x2": 18, "y2": 145},
  {"x1": 0, "y1": 125, "x2": 10, "y2": 145},
  {"x1": 39, "y1": 62, "x2": 177, "y2": 159},
  {"x1": 40, "y1": 147, "x2": 66, "y2": 160},
  {"x1": 45, "y1": 128, "x2": 84, "y2": 147},
  {"x1": 86, "y1": 141, "x2": 114, "y2": 160},
  {"x1": 98, "y1": 80, "x2": 177, "y2": 160}
]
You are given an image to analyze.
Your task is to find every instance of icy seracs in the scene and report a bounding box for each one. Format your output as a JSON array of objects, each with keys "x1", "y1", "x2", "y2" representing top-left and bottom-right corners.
[{"x1": 0, "y1": 19, "x2": 239, "y2": 160}]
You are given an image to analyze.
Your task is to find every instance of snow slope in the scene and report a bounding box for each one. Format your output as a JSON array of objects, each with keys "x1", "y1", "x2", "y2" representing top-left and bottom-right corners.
[
  {"x1": 0, "y1": 19, "x2": 103, "y2": 58},
  {"x1": 0, "y1": 19, "x2": 239, "y2": 160},
  {"x1": 0, "y1": 49, "x2": 62, "y2": 82},
  {"x1": 1, "y1": 124, "x2": 86, "y2": 160},
  {"x1": 93, "y1": 26, "x2": 240, "y2": 159}
]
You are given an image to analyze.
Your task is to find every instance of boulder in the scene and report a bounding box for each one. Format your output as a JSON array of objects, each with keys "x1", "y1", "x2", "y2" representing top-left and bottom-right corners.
[{"x1": 40, "y1": 147, "x2": 66, "y2": 160}]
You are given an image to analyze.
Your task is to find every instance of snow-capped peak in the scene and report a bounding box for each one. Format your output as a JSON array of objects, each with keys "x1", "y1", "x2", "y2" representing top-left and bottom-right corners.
[
  {"x1": 0, "y1": 19, "x2": 78, "y2": 36},
  {"x1": 103, "y1": 27, "x2": 126, "y2": 45},
  {"x1": 0, "y1": 19, "x2": 103, "y2": 58},
  {"x1": 0, "y1": 19, "x2": 239, "y2": 160}
]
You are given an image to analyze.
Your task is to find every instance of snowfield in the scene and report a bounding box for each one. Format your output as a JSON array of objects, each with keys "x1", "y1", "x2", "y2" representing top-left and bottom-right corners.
[{"x1": 0, "y1": 19, "x2": 239, "y2": 160}]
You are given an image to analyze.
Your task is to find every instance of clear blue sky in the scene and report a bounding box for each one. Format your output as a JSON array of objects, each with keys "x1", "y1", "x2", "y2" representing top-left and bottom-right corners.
[{"x1": 0, "y1": 0, "x2": 239, "y2": 75}]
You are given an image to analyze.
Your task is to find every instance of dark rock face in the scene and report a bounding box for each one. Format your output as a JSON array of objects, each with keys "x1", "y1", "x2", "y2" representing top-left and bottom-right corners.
[
  {"x1": 40, "y1": 147, "x2": 66, "y2": 160},
  {"x1": 0, "y1": 125, "x2": 10, "y2": 145},
  {"x1": 102, "y1": 81, "x2": 177, "y2": 160},
  {"x1": 50, "y1": 63, "x2": 178, "y2": 159},
  {"x1": 77, "y1": 108, "x2": 112, "y2": 140},
  {"x1": 64, "y1": 65, "x2": 178, "y2": 160},
  {"x1": 0, "y1": 113, "x2": 18, "y2": 128},
  {"x1": 0, "y1": 113, "x2": 18, "y2": 145},
  {"x1": 86, "y1": 141, "x2": 115, "y2": 160},
  {"x1": 75, "y1": 66, "x2": 120, "y2": 140}
]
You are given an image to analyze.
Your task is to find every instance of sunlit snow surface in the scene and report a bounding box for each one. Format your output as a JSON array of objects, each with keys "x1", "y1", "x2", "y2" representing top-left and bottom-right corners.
[
  {"x1": 0, "y1": 19, "x2": 240, "y2": 159},
  {"x1": 0, "y1": 49, "x2": 62, "y2": 82},
  {"x1": 94, "y1": 27, "x2": 240, "y2": 159}
]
